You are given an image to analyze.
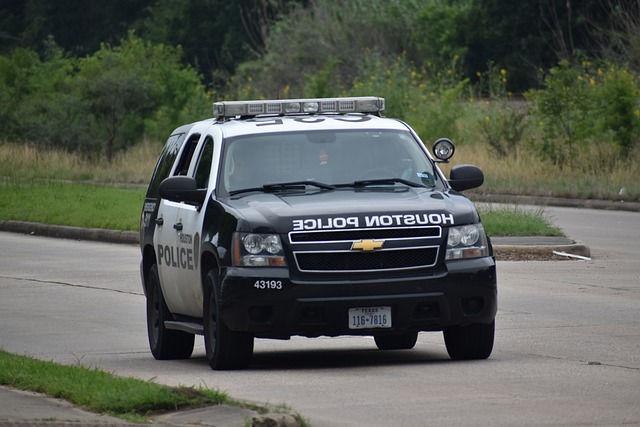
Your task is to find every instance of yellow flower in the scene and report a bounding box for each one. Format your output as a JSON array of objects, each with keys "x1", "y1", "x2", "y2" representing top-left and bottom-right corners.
[
  {"x1": 500, "y1": 68, "x2": 507, "y2": 76},
  {"x1": 589, "y1": 78, "x2": 596, "y2": 86},
  {"x1": 476, "y1": 71, "x2": 482, "y2": 77}
]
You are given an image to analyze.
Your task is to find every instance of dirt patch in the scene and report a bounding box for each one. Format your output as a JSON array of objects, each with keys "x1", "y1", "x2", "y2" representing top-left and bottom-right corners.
[{"x1": 494, "y1": 248, "x2": 578, "y2": 261}]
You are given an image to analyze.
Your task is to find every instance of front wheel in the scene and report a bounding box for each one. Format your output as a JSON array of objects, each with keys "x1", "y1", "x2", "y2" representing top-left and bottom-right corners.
[
  {"x1": 374, "y1": 331, "x2": 418, "y2": 350},
  {"x1": 203, "y1": 270, "x2": 254, "y2": 370},
  {"x1": 443, "y1": 320, "x2": 495, "y2": 360},
  {"x1": 146, "y1": 264, "x2": 194, "y2": 360}
]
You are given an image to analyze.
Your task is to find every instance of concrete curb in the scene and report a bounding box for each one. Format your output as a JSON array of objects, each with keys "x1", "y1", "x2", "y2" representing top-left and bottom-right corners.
[
  {"x1": 493, "y1": 241, "x2": 591, "y2": 260},
  {"x1": 0, "y1": 220, "x2": 139, "y2": 245}
]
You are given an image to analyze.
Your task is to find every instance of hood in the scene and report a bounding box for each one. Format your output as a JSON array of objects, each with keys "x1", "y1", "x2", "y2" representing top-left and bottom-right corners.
[{"x1": 221, "y1": 188, "x2": 480, "y2": 233}]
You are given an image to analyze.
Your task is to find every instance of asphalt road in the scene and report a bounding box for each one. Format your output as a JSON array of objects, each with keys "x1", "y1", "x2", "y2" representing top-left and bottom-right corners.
[{"x1": 1, "y1": 206, "x2": 639, "y2": 426}]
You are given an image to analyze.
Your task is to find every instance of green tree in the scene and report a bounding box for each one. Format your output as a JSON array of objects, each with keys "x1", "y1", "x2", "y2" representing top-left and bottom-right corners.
[
  {"x1": 1, "y1": 34, "x2": 209, "y2": 158},
  {"x1": 0, "y1": 42, "x2": 94, "y2": 150},
  {"x1": 76, "y1": 34, "x2": 209, "y2": 160}
]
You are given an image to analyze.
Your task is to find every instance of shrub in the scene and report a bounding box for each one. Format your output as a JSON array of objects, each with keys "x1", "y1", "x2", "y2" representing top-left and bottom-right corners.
[
  {"x1": 0, "y1": 34, "x2": 209, "y2": 160},
  {"x1": 528, "y1": 60, "x2": 640, "y2": 165},
  {"x1": 475, "y1": 64, "x2": 530, "y2": 157}
]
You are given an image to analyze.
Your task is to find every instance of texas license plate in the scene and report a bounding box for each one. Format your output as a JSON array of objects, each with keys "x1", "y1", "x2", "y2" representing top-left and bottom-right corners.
[{"x1": 348, "y1": 306, "x2": 392, "y2": 329}]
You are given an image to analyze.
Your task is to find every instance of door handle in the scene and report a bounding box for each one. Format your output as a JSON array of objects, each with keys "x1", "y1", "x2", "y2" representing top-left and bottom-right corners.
[
  {"x1": 155, "y1": 217, "x2": 164, "y2": 226},
  {"x1": 173, "y1": 222, "x2": 183, "y2": 231}
]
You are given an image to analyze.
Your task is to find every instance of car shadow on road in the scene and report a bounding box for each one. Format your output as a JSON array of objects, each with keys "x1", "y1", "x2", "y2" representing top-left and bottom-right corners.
[{"x1": 182, "y1": 344, "x2": 485, "y2": 371}]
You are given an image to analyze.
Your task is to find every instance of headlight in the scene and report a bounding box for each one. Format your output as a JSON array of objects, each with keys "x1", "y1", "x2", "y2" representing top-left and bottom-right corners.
[
  {"x1": 232, "y1": 233, "x2": 287, "y2": 267},
  {"x1": 446, "y1": 224, "x2": 489, "y2": 260}
]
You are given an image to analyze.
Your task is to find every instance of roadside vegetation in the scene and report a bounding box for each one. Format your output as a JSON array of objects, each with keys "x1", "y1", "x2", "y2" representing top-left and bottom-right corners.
[
  {"x1": 0, "y1": 174, "x2": 561, "y2": 238},
  {"x1": 0, "y1": 348, "x2": 227, "y2": 422}
]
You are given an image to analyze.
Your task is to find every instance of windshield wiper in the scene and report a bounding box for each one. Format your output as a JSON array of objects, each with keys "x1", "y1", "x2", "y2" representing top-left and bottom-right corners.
[
  {"x1": 229, "y1": 180, "x2": 335, "y2": 196},
  {"x1": 337, "y1": 178, "x2": 426, "y2": 188}
]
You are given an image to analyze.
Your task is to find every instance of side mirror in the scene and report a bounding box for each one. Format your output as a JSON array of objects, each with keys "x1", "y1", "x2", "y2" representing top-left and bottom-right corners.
[
  {"x1": 448, "y1": 164, "x2": 484, "y2": 192},
  {"x1": 159, "y1": 176, "x2": 207, "y2": 205}
]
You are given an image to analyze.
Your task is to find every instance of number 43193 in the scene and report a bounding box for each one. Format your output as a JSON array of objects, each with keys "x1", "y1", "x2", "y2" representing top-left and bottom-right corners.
[{"x1": 254, "y1": 280, "x2": 283, "y2": 290}]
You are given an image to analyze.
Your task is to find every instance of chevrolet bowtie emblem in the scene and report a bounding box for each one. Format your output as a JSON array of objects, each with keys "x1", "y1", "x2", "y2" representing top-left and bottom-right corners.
[{"x1": 351, "y1": 239, "x2": 384, "y2": 252}]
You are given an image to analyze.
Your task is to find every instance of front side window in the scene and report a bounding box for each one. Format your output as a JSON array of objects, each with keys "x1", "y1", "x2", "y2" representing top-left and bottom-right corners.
[
  {"x1": 220, "y1": 130, "x2": 438, "y2": 194},
  {"x1": 193, "y1": 137, "x2": 214, "y2": 189},
  {"x1": 173, "y1": 133, "x2": 201, "y2": 176}
]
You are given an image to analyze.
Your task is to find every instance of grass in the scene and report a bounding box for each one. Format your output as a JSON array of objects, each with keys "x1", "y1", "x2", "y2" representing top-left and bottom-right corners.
[
  {"x1": 0, "y1": 180, "x2": 559, "y2": 237},
  {"x1": 478, "y1": 204, "x2": 563, "y2": 237},
  {"x1": 0, "y1": 348, "x2": 227, "y2": 422},
  {"x1": 0, "y1": 181, "x2": 145, "y2": 231}
]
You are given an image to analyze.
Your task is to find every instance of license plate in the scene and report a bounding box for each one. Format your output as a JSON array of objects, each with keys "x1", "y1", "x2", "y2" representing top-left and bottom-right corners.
[{"x1": 348, "y1": 306, "x2": 392, "y2": 329}]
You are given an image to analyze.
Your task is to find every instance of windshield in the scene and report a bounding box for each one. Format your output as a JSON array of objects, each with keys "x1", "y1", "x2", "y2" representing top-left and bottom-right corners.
[{"x1": 220, "y1": 129, "x2": 438, "y2": 194}]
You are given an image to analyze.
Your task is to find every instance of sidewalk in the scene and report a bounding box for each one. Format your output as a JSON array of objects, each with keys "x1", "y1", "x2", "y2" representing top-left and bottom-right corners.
[{"x1": 0, "y1": 385, "x2": 299, "y2": 427}]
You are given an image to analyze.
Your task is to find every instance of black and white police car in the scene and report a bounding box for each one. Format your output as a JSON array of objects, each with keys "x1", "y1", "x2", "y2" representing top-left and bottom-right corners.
[{"x1": 139, "y1": 96, "x2": 497, "y2": 370}]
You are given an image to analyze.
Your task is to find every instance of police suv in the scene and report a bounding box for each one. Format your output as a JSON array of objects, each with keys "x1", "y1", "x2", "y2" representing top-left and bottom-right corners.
[{"x1": 139, "y1": 96, "x2": 497, "y2": 370}]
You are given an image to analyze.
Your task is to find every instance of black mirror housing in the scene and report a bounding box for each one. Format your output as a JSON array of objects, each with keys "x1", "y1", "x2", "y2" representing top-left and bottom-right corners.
[
  {"x1": 448, "y1": 164, "x2": 484, "y2": 192},
  {"x1": 159, "y1": 176, "x2": 207, "y2": 205}
]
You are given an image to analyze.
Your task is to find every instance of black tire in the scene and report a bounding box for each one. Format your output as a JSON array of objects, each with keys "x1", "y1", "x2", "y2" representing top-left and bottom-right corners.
[
  {"x1": 374, "y1": 331, "x2": 419, "y2": 350},
  {"x1": 443, "y1": 320, "x2": 495, "y2": 360},
  {"x1": 146, "y1": 264, "x2": 195, "y2": 360},
  {"x1": 203, "y1": 270, "x2": 254, "y2": 370}
]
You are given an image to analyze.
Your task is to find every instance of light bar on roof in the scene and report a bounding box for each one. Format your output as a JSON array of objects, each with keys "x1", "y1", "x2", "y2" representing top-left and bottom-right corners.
[{"x1": 213, "y1": 96, "x2": 385, "y2": 119}]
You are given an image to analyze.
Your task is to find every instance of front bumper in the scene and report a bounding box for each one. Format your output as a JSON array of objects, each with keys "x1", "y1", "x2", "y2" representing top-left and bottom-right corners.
[{"x1": 218, "y1": 257, "x2": 497, "y2": 338}]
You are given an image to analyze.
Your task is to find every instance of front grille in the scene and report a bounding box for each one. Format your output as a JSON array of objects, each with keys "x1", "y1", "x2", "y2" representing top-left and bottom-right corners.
[
  {"x1": 289, "y1": 225, "x2": 443, "y2": 274},
  {"x1": 294, "y1": 246, "x2": 439, "y2": 273}
]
